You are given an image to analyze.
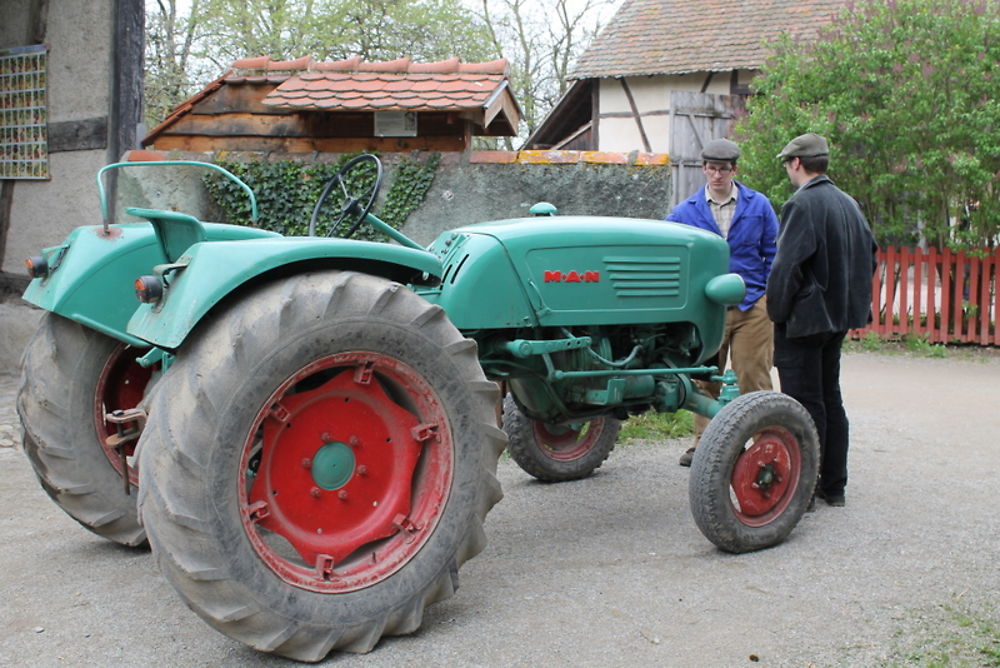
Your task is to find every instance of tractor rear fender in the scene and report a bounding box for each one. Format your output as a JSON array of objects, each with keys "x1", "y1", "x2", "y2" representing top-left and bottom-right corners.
[
  {"x1": 22, "y1": 222, "x2": 279, "y2": 346},
  {"x1": 126, "y1": 237, "x2": 443, "y2": 349}
]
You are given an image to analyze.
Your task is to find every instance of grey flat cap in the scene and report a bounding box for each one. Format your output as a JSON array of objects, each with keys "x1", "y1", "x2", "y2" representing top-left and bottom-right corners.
[
  {"x1": 701, "y1": 138, "x2": 740, "y2": 161},
  {"x1": 777, "y1": 133, "x2": 829, "y2": 159}
]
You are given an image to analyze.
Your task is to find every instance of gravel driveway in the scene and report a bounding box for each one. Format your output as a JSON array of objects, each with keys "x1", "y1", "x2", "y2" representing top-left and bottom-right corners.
[{"x1": 1, "y1": 350, "x2": 998, "y2": 666}]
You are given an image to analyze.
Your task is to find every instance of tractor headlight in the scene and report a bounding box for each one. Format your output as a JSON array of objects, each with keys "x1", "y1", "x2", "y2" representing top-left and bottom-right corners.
[{"x1": 705, "y1": 273, "x2": 745, "y2": 307}]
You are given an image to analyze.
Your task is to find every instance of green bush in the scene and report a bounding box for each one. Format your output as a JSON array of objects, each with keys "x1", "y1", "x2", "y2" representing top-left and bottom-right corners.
[{"x1": 203, "y1": 152, "x2": 440, "y2": 240}]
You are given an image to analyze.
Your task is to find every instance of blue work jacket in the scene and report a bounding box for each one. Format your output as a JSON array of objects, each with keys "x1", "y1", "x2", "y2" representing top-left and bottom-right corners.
[{"x1": 665, "y1": 181, "x2": 779, "y2": 310}]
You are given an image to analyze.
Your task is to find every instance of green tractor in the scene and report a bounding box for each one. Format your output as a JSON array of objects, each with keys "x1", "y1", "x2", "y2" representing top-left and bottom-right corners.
[{"x1": 17, "y1": 156, "x2": 818, "y2": 661}]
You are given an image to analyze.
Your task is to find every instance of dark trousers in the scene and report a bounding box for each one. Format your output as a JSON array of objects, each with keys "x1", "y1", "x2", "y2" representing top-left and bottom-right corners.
[{"x1": 773, "y1": 326, "x2": 849, "y2": 496}]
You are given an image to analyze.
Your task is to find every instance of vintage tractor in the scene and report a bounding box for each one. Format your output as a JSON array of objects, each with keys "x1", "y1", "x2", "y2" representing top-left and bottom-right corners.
[{"x1": 17, "y1": 155, "x2": 818, "y2": 661}]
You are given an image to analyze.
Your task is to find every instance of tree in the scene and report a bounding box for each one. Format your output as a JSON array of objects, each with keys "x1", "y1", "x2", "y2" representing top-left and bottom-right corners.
[
  {"x1": 145, "y1": 0, "x2": 217, "y2": 128},
  {"x1": 195, "y1": 0, "x2": 493, "y2": 67},
  {"x1": 476, "y1": 0, "x2": 615, "y2": 145},
  {"x1": 734, "y1": 0, "x2": 999, "y2": 249}
]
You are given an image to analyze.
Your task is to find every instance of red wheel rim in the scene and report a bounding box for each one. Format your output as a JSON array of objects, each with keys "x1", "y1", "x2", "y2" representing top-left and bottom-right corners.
[
  {"x1": 729, "y1": 427, "x2": 801, "y2": 527},
  {"x1": 531, "y1": 419, "x2": 602, "y2": 462},
  {"x1": 239, "y1": 352, "x2": 453, "y2": 593},
  {"x1": 95, "y1": 344, "x2": 155, "y2": 486}
]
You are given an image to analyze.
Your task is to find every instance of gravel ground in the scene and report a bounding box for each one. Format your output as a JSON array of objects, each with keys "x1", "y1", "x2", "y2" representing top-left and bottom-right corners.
[{"x1": 1, "y1": 350, "x2": 999, "y2": 667}]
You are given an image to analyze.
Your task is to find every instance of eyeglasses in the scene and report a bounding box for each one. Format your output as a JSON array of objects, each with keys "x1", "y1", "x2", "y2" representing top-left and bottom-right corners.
[{"x1": 703, "y1": 165, "x2": 734, "y2": 174}]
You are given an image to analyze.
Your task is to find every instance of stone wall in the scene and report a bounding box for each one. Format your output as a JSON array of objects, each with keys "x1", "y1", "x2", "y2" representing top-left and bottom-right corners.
[{"x1": 112, "y1": 149, "x2": 673, "y2": 247}]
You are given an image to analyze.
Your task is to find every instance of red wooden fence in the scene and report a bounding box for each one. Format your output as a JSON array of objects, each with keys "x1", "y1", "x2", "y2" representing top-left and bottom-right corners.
[{"x1": 850, "y1": 246, "x2": 1000, "y2": 345}]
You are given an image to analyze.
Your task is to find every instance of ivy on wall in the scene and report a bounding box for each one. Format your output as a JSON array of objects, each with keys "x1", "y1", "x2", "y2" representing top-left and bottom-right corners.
[{"x1": 203, "y1": 152, "x2": 440, "y2": 241}]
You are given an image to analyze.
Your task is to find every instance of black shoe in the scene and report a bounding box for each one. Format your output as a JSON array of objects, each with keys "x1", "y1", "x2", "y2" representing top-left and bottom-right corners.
[
  {"x1": 816, "y1": 489, "x2": 846, "y2": 507},
  {"x1": 679, "y1": 447, "x2": 696, "y2": 467}
]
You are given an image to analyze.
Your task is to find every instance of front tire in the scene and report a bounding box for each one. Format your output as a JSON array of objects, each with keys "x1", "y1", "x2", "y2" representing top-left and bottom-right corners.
[
  {"x1": 502, "y1": 395, "x2": 619, "y2": 482},
  {"x1": 689, "y1": 391, "x2": 818, "y2": 553},
  {"x1": 16, "y1": 313, "x2": 151, "y2": 546},
  {"x1": 137, "y1": 271, "x2": 505, "y2": 661}
]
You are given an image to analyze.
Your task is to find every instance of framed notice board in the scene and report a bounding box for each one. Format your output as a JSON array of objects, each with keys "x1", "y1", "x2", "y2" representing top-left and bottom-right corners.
[{"x1": 0, "y1": 44, "x2": 49, "y2": 179}]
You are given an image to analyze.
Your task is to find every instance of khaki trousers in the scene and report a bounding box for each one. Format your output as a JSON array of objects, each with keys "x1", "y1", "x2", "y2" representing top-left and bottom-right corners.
[{"x1": 693, "y1": 297, "x2": 773, "y2": 444}]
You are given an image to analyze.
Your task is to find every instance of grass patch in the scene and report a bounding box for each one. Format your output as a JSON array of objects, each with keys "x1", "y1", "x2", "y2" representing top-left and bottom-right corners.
[
  {"x1": 844, "y1": 333, "x2": 951, "y2": 359},
  {"x1": 620, "y1": 409, "x2": 693, "y2": 442},
  {"x1": 883, "y1": 600, "x2": 1000, "y2": 667},
  {"x1": 903, "y1": 333, "x2": 949, "y2": 358}
]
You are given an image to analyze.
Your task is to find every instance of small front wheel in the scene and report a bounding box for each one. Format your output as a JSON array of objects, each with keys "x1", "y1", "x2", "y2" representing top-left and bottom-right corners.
[
  {"x1": 689, "y1": 391, "x2": 818, "y2": 553},
  {"x1": 502, "y1": 395, "x2": 619, "y2": 482}
]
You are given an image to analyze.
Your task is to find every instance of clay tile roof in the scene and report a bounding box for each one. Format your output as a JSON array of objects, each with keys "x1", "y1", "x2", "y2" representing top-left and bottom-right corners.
[
  {"x1": 313, "y1": 56, "x2": 363, "y2": 71},
  {"x1": 260, "y1": 56, "x2": 514, "y2": 113},
  {"x1": 231, "y1": 55, "x2": 270, "y2": 69},
  {"x1": 358, "y1": 57, "x2": 412, "y2": 72},
  {"x1": 141, "y1": 55, "x2": 521, "y2": 146},
  {"x1": 458, "y1": 58, "x2": 509, "y2": 74},
  {"x1": 267, "y1": 55, "x2": 313, "y2": 71},
  {"x1": 409, "y1": 57, "x2": 460, "y2": 73},
  {"x1": 571, "y1": 0, "x2": 848, "y2": 78}
]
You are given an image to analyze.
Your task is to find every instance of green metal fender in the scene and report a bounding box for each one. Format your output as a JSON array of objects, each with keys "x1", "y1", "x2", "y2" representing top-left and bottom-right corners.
[
  {"x1": 126, "y1": 237, "x2": 443, "y2": 349},
  {"x1": 22, "y1": 222, "x2": 280, "y2": 346}
]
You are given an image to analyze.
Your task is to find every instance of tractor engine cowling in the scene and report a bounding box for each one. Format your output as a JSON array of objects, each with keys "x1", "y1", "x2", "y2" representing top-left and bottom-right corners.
[{"x1": 422, "y1": 215, "x2": 741, "y2": 366}]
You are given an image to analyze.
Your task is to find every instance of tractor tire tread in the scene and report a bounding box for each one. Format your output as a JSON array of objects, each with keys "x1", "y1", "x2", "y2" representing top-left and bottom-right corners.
[
  {"x1": 16, "y1": 314, "x2": 147, "y2": 547},
  {"x1": 138, "y1": 271, "x2": 504, "y2": 661}
]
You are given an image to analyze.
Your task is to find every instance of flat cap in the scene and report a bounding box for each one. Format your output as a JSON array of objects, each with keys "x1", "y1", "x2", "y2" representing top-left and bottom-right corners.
[
  {"x1": 777, "y1": 132, "x2": 829, "y2": 159},
  {"x1": 701, "y1": 138, "x2": 740, "y2": 162}
]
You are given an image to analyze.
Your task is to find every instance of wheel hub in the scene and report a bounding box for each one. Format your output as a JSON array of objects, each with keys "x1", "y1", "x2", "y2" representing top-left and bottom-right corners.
[
  {"x1": 311, "y1": 441, "x2": 355, "y2": 490},
  {"x1": 532, "y1": 420, "x2": 599, "y2": 461},
  {"x1": 239, "y1": 352, "x2": 453, "y2": 592},
  {"x1": 730, "y1": 427, "x2": 801, "y2": 525}
]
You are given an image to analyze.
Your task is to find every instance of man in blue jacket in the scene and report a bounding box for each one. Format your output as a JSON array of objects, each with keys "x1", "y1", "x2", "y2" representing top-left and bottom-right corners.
[{"x1": 666, "y1": 138, "x2": 779, "y2": 466}]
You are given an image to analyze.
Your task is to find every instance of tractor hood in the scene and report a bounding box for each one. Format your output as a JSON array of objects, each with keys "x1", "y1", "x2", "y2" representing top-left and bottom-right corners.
[{"x1": 421, "y1": 215, "x2": 741, "y2": 333}]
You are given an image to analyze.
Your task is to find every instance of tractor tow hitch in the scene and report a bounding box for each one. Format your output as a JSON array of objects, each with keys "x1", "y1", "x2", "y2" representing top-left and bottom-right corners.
[{"x1": 105, "y1": 408, "x2": 148, "y2": 494}]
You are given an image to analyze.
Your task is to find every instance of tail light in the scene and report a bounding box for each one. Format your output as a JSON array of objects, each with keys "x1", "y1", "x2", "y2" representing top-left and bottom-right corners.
[
  {"x1": 134, "y1": 275, "x2": 164, "y2": 303},
  {"x1": 25, "y1": 255, "x2": 48, "y2": 278}
]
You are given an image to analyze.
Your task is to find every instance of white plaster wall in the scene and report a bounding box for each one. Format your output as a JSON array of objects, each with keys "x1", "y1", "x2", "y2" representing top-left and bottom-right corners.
[
  {"x1": 0, "y1": 0, "x2": 33, "y2": 42},
  {"x1": 2, "y1": 0, "x2": 114, "y2": 274},
  {"x1": 45, "y1": 2, "x2": 112, "y2": 121},
  {"x1": 4, "y1": 151, "x2": 105, "y2": 266},
  {"x1": 596, "y1": 72, "x2": 756, "y2": 154}
]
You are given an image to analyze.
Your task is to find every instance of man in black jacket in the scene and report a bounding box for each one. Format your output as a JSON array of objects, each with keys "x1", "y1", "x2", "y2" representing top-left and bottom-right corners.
[{"x1": 767, "y1": 133, "x2": 878, "y2": 507}]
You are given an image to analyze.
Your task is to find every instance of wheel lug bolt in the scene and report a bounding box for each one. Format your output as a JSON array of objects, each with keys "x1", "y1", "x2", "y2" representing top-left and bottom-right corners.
[
  {"x1": 357, "y1": 465, "x2": 368, "y2": 476},
  {"x1": 321, "y1": 432, "x2": 332, "y2": 442},
  {"x1": 349, "y1": 435, "x2": 359, "y2": 446},
  {"x1": 301, "y1": 458, "x2": 312, "y2": 468},
  {"x1": 338, "y1": 490, "x2": 349, "y2": 501},
  {"x1": 310, "y1": 486, "x2": 321, "y2": 498}
]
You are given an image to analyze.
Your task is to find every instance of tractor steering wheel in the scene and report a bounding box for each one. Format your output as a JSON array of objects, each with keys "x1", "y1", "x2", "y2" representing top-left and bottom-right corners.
[{"x1": 308, "y1": 154, "x2": 384, "y2": 238}]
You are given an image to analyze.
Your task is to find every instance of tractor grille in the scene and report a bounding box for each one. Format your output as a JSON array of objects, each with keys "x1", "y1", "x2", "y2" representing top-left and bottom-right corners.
[{"x1": 604, "y1": 256, "x2": 682, "y2": 298}]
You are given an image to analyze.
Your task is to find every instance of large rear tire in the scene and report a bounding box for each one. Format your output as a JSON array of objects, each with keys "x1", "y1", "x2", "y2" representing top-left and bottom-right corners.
[
  {"x1": 689, "y1": 391, "x2": 818, "y2": 553},
  {"x1": 137, "y1": 271, "x2": 505, "y2": 661},
  {"x1": 16, "y1": 313, "x2": 151, "y2": 547},
  {"x1": 502, "y1": 395, "x2": 619, "y2": 482}
]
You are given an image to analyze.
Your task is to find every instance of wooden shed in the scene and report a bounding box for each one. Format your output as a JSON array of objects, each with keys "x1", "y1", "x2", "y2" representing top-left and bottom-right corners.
[{"x1": 142, "y1": 56, "x2": 521, "y2": 153}]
